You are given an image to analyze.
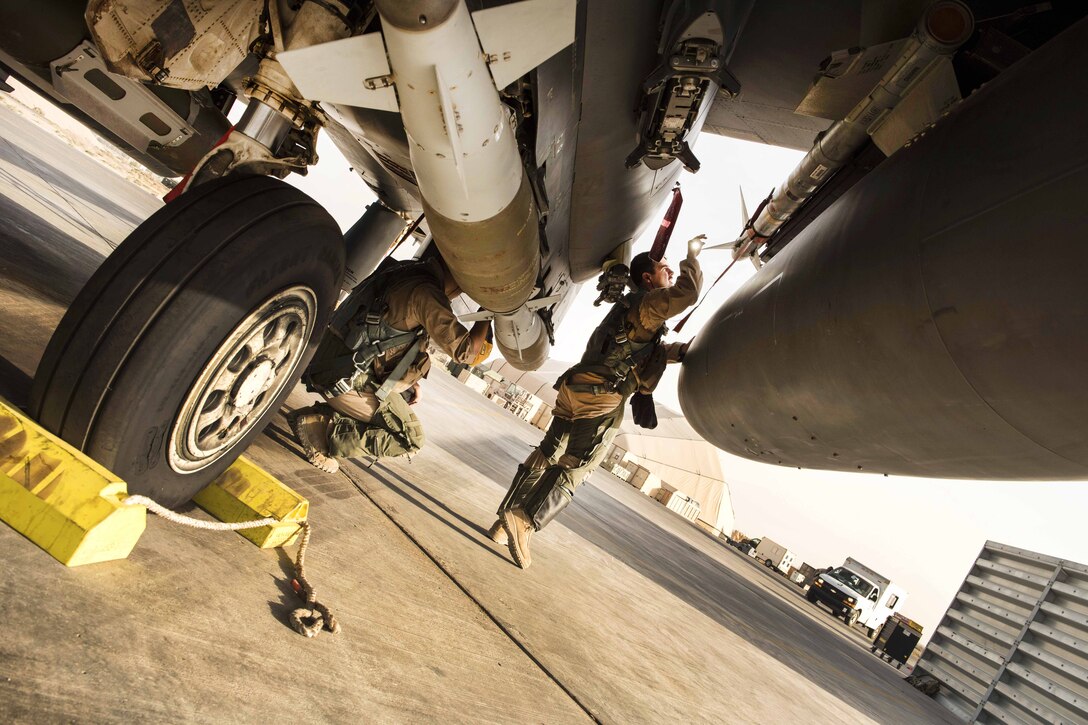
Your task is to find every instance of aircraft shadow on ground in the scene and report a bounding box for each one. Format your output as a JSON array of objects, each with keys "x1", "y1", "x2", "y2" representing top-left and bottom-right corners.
[
  {"x1": 0, "y1": 133, "x2": 149, "y2": 228},
  {"x1": 0, "y1": 204, "x2": 105, "y2": 308},
  {"x1": 0, "y1": 354, "x2": 31, "y2": 407},
  {"x1": 0, "y1": 205, "x2": 108, "y2": 407},
  {"x1": 422, "y1": 433, "x2": 930, "y2": 723},
  {"x1": 362, "y1": 462, "x2": 508, "y2": 563}
]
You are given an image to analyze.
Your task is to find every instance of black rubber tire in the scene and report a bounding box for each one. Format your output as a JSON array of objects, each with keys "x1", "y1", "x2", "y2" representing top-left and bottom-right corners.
[
  {"x1": 845, "y1": 609, "x2": 860, "y2": 627},
  {"x1": 806, "y1": 588, "x2": 818, "y2": 603},
  {"x1": 31, "y1": 174, "x2": 344, "y2": 507}
]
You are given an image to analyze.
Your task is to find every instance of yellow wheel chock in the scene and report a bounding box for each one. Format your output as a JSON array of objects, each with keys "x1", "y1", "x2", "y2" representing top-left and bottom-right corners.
[
  {"x1": 192, "y1": 455, "x2": 308, "y2": 549},
  {"x1": 0, "y1": 397, "x2": 145, "y2": 566},
  {"x1": 1, "y1": 396, "x2": 309, "y2": 564}
]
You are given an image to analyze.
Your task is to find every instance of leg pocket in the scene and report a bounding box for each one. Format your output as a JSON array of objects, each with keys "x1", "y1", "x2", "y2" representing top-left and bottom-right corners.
[{"x1": 327, "y1": 413, "x2": 365, "y2": 458}]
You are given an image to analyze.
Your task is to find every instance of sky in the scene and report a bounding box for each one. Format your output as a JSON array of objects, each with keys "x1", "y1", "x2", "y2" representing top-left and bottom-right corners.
[{"x1": 287, "y1": 126, "x2": 1088, "y2": 642}]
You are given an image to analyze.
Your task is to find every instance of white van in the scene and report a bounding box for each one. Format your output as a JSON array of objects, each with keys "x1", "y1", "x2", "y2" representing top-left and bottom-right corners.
[{"x1": 806, "y1": 557, "x2": 907, "y2": 638}]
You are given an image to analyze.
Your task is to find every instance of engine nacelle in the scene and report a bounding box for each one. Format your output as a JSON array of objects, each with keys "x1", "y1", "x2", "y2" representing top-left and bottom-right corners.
[{"x1": 679, "y1": 17, "x2": 1088, "y2": 480}]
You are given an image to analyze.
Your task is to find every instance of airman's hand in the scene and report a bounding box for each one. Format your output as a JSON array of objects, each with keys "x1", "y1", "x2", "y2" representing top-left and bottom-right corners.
[{"x1": 687, "y1": 235, "x2": 707, "y2": 261}]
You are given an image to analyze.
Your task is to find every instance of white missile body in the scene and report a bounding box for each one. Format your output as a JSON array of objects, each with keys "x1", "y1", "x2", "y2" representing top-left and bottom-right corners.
[
  {"x1": 378, "y1": 0, "x2": 521, "y2": 222},
  {"x1": 279, "y1": 0, "x2": 575, "y2": 360}
]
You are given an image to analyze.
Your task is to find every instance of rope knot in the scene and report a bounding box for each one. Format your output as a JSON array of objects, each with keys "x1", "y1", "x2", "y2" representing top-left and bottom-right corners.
[{"x1": 290, "y1": 606, "x2": 337, "y2": 638}]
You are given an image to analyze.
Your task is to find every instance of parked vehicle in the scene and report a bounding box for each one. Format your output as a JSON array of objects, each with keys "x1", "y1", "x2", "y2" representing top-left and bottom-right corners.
[
  {"x1": 797, "y1": 562, "x2": 820, "y2": 588},
  {"x1": 753, "y1": 537, "x2": 796, "y2": 574},
  {"x1": 807, "y1": 557, "x2": 907, "y2": 638},
  {"x1": 872, "y1": 613, "x2": 923, "y2": 669}
]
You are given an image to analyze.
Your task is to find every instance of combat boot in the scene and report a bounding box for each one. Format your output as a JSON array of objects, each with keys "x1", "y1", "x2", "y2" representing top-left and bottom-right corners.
[
  {"x1": 288, "y1": 405, "x2": 339, "y2": 474},
  {"x1": 487, "y1": 519, "x2": 508, "y2": 545},
  {"x1": 501, "y1": 508, "x2": 534, "y2": 569},
  {"x1": 490, "y1": 463, "x2": 541, "y2": 548}
]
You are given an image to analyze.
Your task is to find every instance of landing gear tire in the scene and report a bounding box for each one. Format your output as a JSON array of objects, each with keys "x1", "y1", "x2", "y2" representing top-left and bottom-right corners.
[{"x1": 31, "y1": 174, "x2": 344, "y2": 507}]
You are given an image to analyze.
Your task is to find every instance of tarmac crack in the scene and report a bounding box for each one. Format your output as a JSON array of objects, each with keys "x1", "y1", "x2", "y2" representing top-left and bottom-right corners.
[{"x1": 338, "y1": 465, "x2": 602, "y2": 724}]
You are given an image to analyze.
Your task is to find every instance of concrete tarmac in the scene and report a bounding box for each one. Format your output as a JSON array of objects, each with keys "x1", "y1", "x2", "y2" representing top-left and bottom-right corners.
[{"x1": 0, "y1": 100, "x2": 957, "y2": 723}]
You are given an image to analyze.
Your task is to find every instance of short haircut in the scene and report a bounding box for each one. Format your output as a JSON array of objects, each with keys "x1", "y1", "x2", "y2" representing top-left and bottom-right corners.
[{"x1": 630, "y1": 252, "x2": 655, "y2": 290}]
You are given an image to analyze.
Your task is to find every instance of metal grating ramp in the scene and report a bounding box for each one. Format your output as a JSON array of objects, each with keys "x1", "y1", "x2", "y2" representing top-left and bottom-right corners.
[{"x1": 915, "y1": 541, "x2": 1088, "y2": 723}]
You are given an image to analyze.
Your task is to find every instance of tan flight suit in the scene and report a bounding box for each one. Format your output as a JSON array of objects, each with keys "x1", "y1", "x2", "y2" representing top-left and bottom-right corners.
[
  {"x1": 500, "y1": 257, "x2": 703, "y2": 529},
  {"x1": 553, "y1": 256, "x2": 703, "y2": 421},
  {"x1": 311, "y1": 258, "x2": 481, "y2": 458}
]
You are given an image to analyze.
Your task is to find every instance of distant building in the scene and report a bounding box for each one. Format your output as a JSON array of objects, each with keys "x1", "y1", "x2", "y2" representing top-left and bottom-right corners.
[
  {"x1": 486, "y1": 358, "x2": 573, "y2": 431},
  {"x1": 457, "y1": 368, "x2": 488, "y2": 394},
  {"x1": 605, "y1": 408, "x2": 736, "y2": 536}
]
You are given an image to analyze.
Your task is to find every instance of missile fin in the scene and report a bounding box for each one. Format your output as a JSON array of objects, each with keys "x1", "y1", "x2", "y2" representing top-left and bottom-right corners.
[
  {"x1": 524, "y1": 294, "x2": 563, "y2": 311},
  {"x1": 472, "y1": 0, "x2": 577, "y2": 90},
  {"x1": 459, "y1": 310, "x2": 496, "y2": 323},
  {"x1": 278, "y1": 33, "x2": 399, "y2": 111},
  {"x1": 700, "y1": 241, "x2": 739, "y2": 251},
  {"x1": 435, "y1": 65, "x2": 469, "y2": 197}
]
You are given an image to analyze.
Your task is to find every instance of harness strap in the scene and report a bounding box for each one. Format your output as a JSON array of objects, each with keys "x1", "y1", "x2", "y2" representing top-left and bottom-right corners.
[
  {"x1": 365, "y1": 309, "x2": 384, "y2": 345},
  {"x1": 563, "y1": 382, "x2": 616, "y2": 396},
  {"x1": 614, "y1": 329, "x2": 635, "y2": 377},
  {"x1": 609, "y1": 293, "x2": 662, "y2": 384},
  {"x1": 317, "y1": 329, "x2": 421, "y2": 394},
  {"x1": 374, "y1": 337, "x2": 424, "y2": 402},
  {"x1": 366, "y1": 329, "x2": 420, "y2": 357}
]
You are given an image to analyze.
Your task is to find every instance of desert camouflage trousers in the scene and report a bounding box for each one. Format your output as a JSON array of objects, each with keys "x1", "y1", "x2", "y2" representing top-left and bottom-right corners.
[
  {"x1": 497, "y1": 400, "x2": 625, "y2": 529},
  {"x1": 325, "y1": 388, "x2": 425, "y2": 460}
]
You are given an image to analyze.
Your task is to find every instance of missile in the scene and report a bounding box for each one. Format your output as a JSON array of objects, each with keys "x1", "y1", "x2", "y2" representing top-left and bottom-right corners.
[
  {"x1": 279, "y1": 0, "x2": 575, "y2": 369},
  {"x1": 461, "y1": 297, "x2": 560, "y2": 371},
  {"x1": 373, "y1": 0, "x2": 540, "y2": 313}
]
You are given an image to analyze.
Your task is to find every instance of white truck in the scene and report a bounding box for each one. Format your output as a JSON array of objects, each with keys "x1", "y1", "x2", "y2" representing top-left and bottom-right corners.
[
  {"x1": 806, "y1": 557, "x2": 907, "y2": 638},
  {"x1": 753, "y1": 537, "x2": 796, "y2": 575}
]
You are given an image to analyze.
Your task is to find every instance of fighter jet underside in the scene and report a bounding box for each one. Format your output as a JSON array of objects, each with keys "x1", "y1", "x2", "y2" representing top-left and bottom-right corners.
[{"x1": 0, "y1": 0, "x2": 1084, "y2": 504}]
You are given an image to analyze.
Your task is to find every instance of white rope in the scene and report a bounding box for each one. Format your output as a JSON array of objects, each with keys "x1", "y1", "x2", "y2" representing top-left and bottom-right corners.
[
  {"x1": 123, "y1": 495, "x2": 279, "y2": 530},
  {"x1": 122, "y1": 493, "x2": 341, "y2": 637}
]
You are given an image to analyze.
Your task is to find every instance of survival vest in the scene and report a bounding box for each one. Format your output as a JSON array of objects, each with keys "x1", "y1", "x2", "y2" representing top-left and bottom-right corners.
[
  {"x1": 559, "y1": 289, "x2": 667, "y2": 397},
  {"x1": 305, "y1": 258, "x2": 435, "y2": 400}
]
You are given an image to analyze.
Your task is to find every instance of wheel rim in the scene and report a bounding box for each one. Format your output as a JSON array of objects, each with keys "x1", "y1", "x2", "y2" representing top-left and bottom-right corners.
[{"x1": 169, "y1": 285, "x2": 317, "y2": 474}]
